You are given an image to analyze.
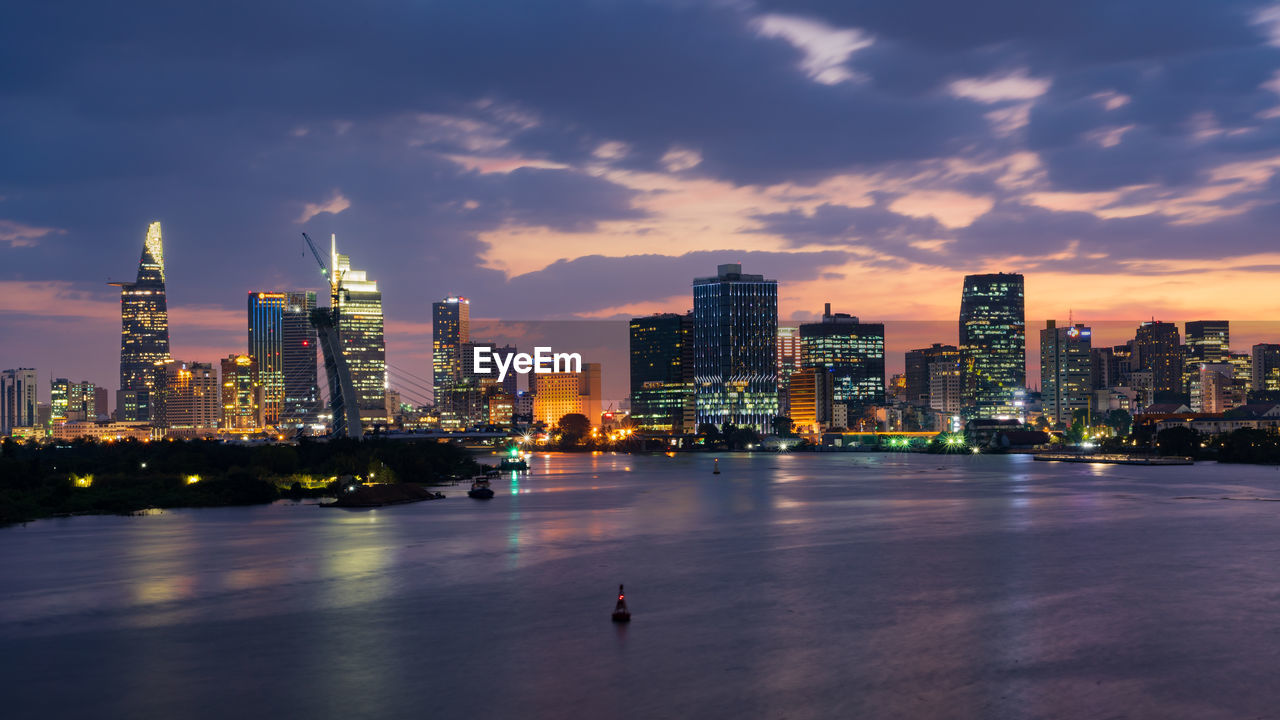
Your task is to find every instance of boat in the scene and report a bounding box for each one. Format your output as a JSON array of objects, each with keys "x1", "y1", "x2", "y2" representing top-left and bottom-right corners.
[
  {"x1": 467, "y1": 478, "x2": 495, "y2": 499},
  {"x1": 499, "y1": 457, "x2": 528, "y2": 472}
]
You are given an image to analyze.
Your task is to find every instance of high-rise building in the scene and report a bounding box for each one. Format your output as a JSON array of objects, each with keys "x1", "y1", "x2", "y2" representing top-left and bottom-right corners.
[
  {"x1": 693, "y1": 263, "x2": 778, "y2": 433},
  {"x1": 788, "y1": 367, "x2": 833, "y2": 434},
  {"x1": 929, "y1": 360, "x2": 965, "y2": 416},
  {"x1": 777, "y1": 326, "x2": 802, "y2": 417},
  {"x1": 247, "y1": 292, "x2": 286, "y2": 425},
  {"x1": 1193, "y1": 363, "x2": 1245, "y2": 414},
  {"x1": 334, "y1": 246, "x2": 387, "y2": 427},
  {"x1": 1040, "y1": 320, "x2": 1092, "y2": 426},
  {"x1": 155, "y1": 361, "x2": 219, "y2": 436},
  {"x1": 629, "y1": 313, "x2": 694, "y2": 434},
  {"x1": 1252, "y1": 343, "x2": 1280, "y2": 396},
  {"x1": 799, "y1": 303, "x2": 885, "y2": 412},
  {"x1": 1184, "y1": 321, "x2": 1230, "y2": 393},
  {"x1": 959, "y1": 273, "x2": 1025, "y2": 417},
  {"x1": 432, "y1": 296, "x2": 471, "y2": 430},
  {"x1": 281, "y1": 290, "x2": 320, "y2": 428},
  {"x1": 1, "y1": 368, "x2": 38, "y2": 435},
  {"x1": 905, "y1": 344, "x2": 960, "y2": 408},
  {"x1": 111, "y1": 221, "x2": 171, "y2": 419},
  {"x1": 1134, "y1": 321, "x2": 1182, "y2": 396},
  {"x1": 51, "y1": 379, "x2": 99, "y2": 422},
  {"x1": 220, "y1": 354, "x2": 264, "y2": 431},
  {"x1": 533, "y1": 362, "x2": 602, "y2": 428}
]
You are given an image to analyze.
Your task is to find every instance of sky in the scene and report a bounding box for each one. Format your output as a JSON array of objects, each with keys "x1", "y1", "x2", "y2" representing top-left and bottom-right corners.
[{"x1": 3, "y1": 0, "x2": 1280, "y2": 407}]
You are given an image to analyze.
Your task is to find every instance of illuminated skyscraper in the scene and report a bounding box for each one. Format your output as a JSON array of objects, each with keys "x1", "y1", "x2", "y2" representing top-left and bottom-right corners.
[
  {"x1": 959, "y1": 273, "x2": 1025, "y2": 418},
  {"x1": 1252, "y1": 343, "x2": 1280, "y2": 396},
  {"x1": 1, "y1": 368, "x2": 38, "y2": 435},
  {"x1": 1040, "y1": 320, "x2": 1092, "y2": 426},
  {"x1": 904, "y1": 343, "x2": 960, "y2": 408},
  {"x1": 1134, "y1": 320, "x2": 1182, "y2": 396},
  {"x1": 334, "y1": 246, "x2": 387, "y2": 427},
  {"x1": 799, "y1": 303, "x2": 885, "y2": 411},
  {"x1": 51, "y1": 379, "x2": 99, "y2": 422},
  {"x1": 693, "y1": 263, "x2": 778, "y2": 433},
  {"x1": 1184, "y1": 320, "x2": 1229, "y2": 393},
  {"x1": 220, "y1": 355, "x2": 264, "y2": 431},
  {"x1": 247, "y1": 291, "x2": 286, "y2": 425},
  {"x1": 281, "y1": 290, "x2": 320, "y2": 428},
  {"x1": 111, "y1": 221, "x2": 170, "y2": 419},
  {"x1": 155, "y1": 360, "x2": 218, "y2": 436},
  {"x1": 776, "y1": 326, "x2": 801, "y2": 417},
  {"x1": 629, "y1": 312, "x2": 694, "y2": 434},
  {"x1": 432, "y1": 297, "x2": 470, "y2": 429}
]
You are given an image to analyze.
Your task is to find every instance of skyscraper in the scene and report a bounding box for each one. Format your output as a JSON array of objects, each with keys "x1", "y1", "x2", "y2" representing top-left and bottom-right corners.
[
  {"x1": 1134, "y1": 321, "x2": 1182, "y2": 396},
  {"x1": 904, "y1": 343, "x2": 960, "y2": 408},
  {"x1": 1, "y1": 368, "x2": 38, "y2": 435},
  {"x1": 220, "y1": 354, "x2": 264, "y2": 431},
  {"x1": 1184, "y1": 321, "x2": 1229, "y2": 393},
  {"x1": 799, "y1": 303, "x2": 885, "y2": 411},
  {"x1": 155, "y1": 360, "x2": 219, "y2": 436},
  {"x1": 247, "y1": 291, "x2": 286, "y2": 425},
  {"x1": 776, "y1": 326, "x2": 801, "y2": 417},
  {"x1": 693, "y1": 263, "x2": 778, "y2": 433},
  {"x1": 51, "y1": 379, "x2": 98, "y2": 422},
  {"x1": 1040, "y1": 320, "x2": 1092, "y2": 426},
  {"x1": 111, "y1": 221, "x2": 171, "y2": 419},
  {"x1": 281, "y1": 290, "x2": 320, "y2": 428},
  {"x1": 432, "y1": 297, "x2": 470, "y2": 430},
  {"x1": 629, "y1": 312, "x2": 694, "y2": 434},
  {"x1": 959, "y1": 273, "x2": 1025, "y2": 417},
  {"x1": 1252, "y1": 343, "x2": 1280, "y2": 396},
  {"x1": 334, "y1": 245, "x2": 387, "y2": 427}
]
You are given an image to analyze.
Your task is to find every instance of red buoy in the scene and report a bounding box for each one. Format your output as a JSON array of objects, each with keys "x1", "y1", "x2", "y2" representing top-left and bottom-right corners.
[
  {"x1": 612, "y1": 584, "x2": 631, "y2": 623},
  {"x1": 713, "y1": 458, "x2": 720, "y2": 475}
]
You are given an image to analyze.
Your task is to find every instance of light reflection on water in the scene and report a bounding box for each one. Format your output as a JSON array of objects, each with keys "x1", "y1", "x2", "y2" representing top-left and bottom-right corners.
[{"x1": 5, "y1": 453, "x2": 1280, "y2": 718}]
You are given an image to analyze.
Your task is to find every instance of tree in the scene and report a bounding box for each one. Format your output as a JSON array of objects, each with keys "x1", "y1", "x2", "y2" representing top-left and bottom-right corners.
[
  {"x1": 556, "y1": 413, "x2": 591, "y2": 443},
  {"x1": 1031, "y1": 416, "x2": 1050, "y2": 431},
  {"x1": 772, "y1": 416, "x2": 794, "y2": 437},
  {"x1": 1104, "y1": 409, "x2": 1132, "y2": 437},
  {"x1": 1156, "y1": 426, "x2": 1201, "y2": 457}
]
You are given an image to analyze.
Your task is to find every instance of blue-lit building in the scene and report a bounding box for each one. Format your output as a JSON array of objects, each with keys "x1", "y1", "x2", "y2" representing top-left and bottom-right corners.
[
  {"x1": 959, "y1": 273, "x2": 1026, "y2": 418},
  {"x1": 692, "y1": 264, "x2": 778, "y2": 433},
  {"x1": 248, "y1": 292, "x2": 286, "y2": 425},
  {"x1": 799, "y1": 303, "x2": 885, "y2": 412}
]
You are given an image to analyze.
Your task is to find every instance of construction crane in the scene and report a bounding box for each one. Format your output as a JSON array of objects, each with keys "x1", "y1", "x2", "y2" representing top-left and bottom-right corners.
[{"x1": 299, "y1": 232, "x2": 363, "y2": 440}]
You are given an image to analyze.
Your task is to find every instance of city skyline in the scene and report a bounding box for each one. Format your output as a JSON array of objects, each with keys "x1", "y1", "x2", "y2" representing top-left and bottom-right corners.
[{"x1": 4, "y1": 2, "x2": 1280, "y2": 403}]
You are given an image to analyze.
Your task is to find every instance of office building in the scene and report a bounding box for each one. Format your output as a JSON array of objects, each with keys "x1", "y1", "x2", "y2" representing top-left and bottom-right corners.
[
  {"x1": 1252, "y1": 344, "x2": 1280, "y2": 396},
  {"x1": 905, "y1": 344, "x2": 960, "y2": 408},
  {"x1": 111, "y1": 222, "x2": 171, "y2": 419},
  {"x1": 788, "y1": 367, "x2": 833, "y2": 434},
  {"x1": 799, "y1": 303, "x2": 885, "y2": 412},
  {"x1": 247, "y1": 292, "x2": 286, "y2": 424},
  {"x1": 629, "y1": 312, "x2": 694, "y2": 434},
  {"x1": 929, "y1": 359, "x2": 965, "y2": 415},
  {"x1": 1184, "y1": 321, "x2": 1230, "y2": 392},
  {"x1": 334, "y1": 246, "x2": 387, "y2": 427},
  {"x1": 533, "y1": 362, "x2": 602, "y2": 428},
  {"x1": 51, "y1": 379, "x2": 99, "y2": 422},
  {"x1": 1134, "y1": 321, "x2": 1182, "y2": 396},
  {"x1": 1194, "y1": 363, "x2": 1245, "y2": 414},
  {"x1": 959, "y1": 273, "x2": 1025, "y2": 417},
  {"x1": 777, "y1": 326, "x2": 802, "y2": 417},
  {"x1": 155, "y1": 361, "x2": 219, "y2": 436},
  {"x1": 220, "y1": 355, "x2": 264, "y2": 431},
  {"x1": 1040, "y1": 321, "x2": 1092, "y2": 426},
  {"x1": 281, "y1": 290, "x2": 320, "y2": 428},
  {"x1": 1, "y1": 368, "x2": 38, "y2": 435},
  {"x1": 432, "y1": 296, "x2": 471, "y2": 429},
  {"x1": 692, "y1": 264, "x2": 779, "y2": 433}
]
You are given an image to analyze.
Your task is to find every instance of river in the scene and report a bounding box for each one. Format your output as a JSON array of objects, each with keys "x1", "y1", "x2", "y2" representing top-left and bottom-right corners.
[{"x1": 4, "y1": 452, "x2": 1280, "y2": 719}]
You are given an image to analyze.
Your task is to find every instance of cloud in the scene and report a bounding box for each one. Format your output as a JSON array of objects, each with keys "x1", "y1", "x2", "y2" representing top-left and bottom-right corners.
[
  {"x1": 949, "y1": 70, "x2": 1052, "y2": 103},
  {"x1": 0, "y1": 219, "x2": 64, "y2": 248},
  {"x1": 296, "y1": 190, "x2": 351, "y2": 223},
  {"x1": 751, "y1": 13, "x2": 874, "y2": 85}
]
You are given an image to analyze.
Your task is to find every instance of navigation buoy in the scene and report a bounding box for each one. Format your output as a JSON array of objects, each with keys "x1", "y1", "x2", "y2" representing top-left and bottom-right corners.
[
  {"x1": 612, "y1": 584, "x2": 631, "y2": 623},
  {"x1": 713, "y1": 458, "x2": 720, "y2": 475}
]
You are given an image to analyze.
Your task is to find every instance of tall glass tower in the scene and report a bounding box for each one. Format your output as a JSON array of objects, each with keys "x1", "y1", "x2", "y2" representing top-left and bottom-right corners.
[
  {"x1": 959, "y1": 272, "x2": 1025, "y2": 418},
  {"x1": 281, "y1": 290, "x2": 320, "y2": 428},
  {"x1": 1040, "y1": 320, "x2": 1092, "y2": 426},
  {"x1": 247, "y1": 292, "x2": 286, "y2": 425},
  {"x1": 334, "y1": 247, "x2": 387, "y2": 428},
  {"x1": 629, "y1": 312, "x2": 694, "y2": 434},
  {"x1": 693, "y1": 264, "x2": 778, "y2": 433},
  {"x1": 798, "y1": 303, "x2": 885, "y2": 412},
  {"x1": 432, "y1": 297, "x2": 470, "y2": 429},
  {"x1": 111, "y1": 221, "x2": 171, "y2": 420}
]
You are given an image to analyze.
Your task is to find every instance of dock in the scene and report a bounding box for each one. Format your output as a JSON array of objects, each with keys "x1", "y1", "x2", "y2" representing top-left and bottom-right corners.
[{"x1": 1033, "y1": 453, "x2": 1194, "y2": 466}]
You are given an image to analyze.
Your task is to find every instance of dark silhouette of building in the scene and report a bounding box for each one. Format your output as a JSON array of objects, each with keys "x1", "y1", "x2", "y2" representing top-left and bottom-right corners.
[
  {"x1": 905, "y1": 343, "x2": 959, "y2": 407},
  {"x1": 281, "y1": 290, "x2": 320, "y2": 429},
  {"x1": 629, "y1": 312, "x2": 693, "y2": 433}
]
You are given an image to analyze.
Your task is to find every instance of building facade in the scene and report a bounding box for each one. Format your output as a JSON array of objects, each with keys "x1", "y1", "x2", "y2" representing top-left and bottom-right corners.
[
  {"x1": 111, "y1": 221, "x2": 171, "y2": 420},
  {"x1": 281, "y1": 290, "x2": 320, "y2": 428},
  {"x1": 155, "y1": 361, "x2": 219, "y2": 436},
  {"x1": 904, "y1": 343, "x2": 960, "y2": 408},
  {"x1": 799, "y1": 303, "x2": 885, "y2": 412},
  {"x1": 1184, "y1": 320, "x2": 1230, "y2": 394},
  {"x1": 220, "y1": 354, "x2": 264, "y2": 431},
  {"x1": 1, "y1": 368, "x2": 38, "y2": 435},
  {"x1": 1252, "y1": 343, "x2": 1280, "y2": 396},
  {"x1": 1040, "y1": 320, "x2": 1092, "y2": 426},
  {"x1": 532, "y1": 363, "x2": 602, "y2": 428},
  {"x1": 432, "y1": 296, "x2": 471, "y2": 430},
  {"x1": 335, "y1": 248, "x2": 387, "y2": 428},
  {"x1": 692, "y1": 264, "x2": 778, "y2": 433},
  {"x1": 247, "y1": 291, "x2": 286, "y2": 425},
  {"x1": 51, "y1": 379, "x2": 100, "y2": 422},
  {"x1": 1134, "y1": 320, "x2": 1182, "y2": 396},
  {"x1": 629, "y1": 312, "x2": 694, "y2": 434},
  {"x1": 959, "y1": 273, "x2": 1025, "y2": 418}
]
